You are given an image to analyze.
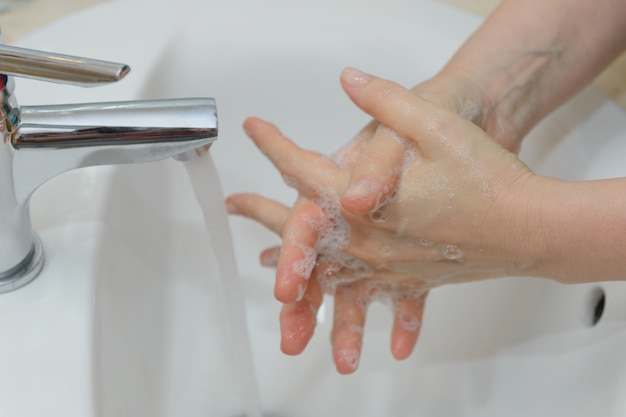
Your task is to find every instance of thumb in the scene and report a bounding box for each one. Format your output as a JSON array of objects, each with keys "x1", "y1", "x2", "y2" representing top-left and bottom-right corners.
[
  {"x1": 340, "y1": 67, "x2": 445, "y2": 158},
  {"x1": 340, "y1": 124, "x2": 408, "y2": 216}
]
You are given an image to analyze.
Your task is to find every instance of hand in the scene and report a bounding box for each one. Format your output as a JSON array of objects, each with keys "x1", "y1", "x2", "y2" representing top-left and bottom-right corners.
[
  {"x1": 229, "y1": 118, "x2": 430, "y2": 374},
  {"x1": 226, "y1": 68, "x2": 543, "y2": 373},
  {"x1": 340, "y1": 70, "x2": 524, "y2": 218}
]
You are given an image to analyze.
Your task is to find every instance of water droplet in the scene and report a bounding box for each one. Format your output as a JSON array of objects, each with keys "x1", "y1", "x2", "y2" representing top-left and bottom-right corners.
[
  {"x1": 442, "y1": 244, "x2": 463, "y2": 261},
  {"x1": 369, "y1": 210, "x2": 387, "y2": 223}
]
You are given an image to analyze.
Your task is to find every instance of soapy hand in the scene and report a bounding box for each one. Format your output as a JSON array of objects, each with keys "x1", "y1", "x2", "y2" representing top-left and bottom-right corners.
[
  {"x1": 227, "y1": 68, "x2": 542, "y2": 373},
  {"x1": 228, "y1": 119, "x2": 431, "y2": 374}
]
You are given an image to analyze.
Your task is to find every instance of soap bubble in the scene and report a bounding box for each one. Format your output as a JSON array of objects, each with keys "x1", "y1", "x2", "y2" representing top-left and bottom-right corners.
[
  {"x1": 337, "y1": 349, "x2": 360, "y2": 371},
  {"x1": 369, "y1": 209, "x2": 388, "y2": 223},
  {"x1": 442, "y1": 244, "x2": 464, "y2": 261},
  {"x1": 398, "y1": 312, "x2": 421, "y2": 332},
  {"x1": 386, "y1": 127, "x2": 417, "y2": 170},
  {"x1": 284, "y1": 181, "x2": 374, "y2": 295},
  {"x1": 419, "y1": 239, "x2": 434, "y2": 247},
  {"x1": 292, "y1": 243, "x2": 316, "y2": 279}
]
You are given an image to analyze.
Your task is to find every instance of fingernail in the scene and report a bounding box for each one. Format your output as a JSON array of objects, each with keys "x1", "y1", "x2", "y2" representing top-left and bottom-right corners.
[
  {"x1": 342, "y1": 67, "x2": 373, "y2": 88},
  {"x1": 344, "y1": 178, "x2": 377, "y2": 201},
  {"x1": 243, "y1": 118, "x2": 256, "y2": 137},
  {"x1": 260, "y1": 247, "x2": 281, "y2": 267},
  {"x1": 225, "y1": 199, "x2": 238, "y2": 214},
  {"x1": 337, "y1": 348, "x2": 360, "y2": 373}
]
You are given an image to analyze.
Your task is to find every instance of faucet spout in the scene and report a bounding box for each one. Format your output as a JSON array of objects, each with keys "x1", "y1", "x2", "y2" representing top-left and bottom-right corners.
[
  {"x1": 0, "y1": 44, "x2": 130, "y2": 86},
  {"x1": 12, "y1": 98, "x2": 217, "y2": 203}
]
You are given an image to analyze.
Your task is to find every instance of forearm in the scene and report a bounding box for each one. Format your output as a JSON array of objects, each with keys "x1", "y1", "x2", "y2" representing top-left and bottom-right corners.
[
  {"x1": 435, "y1": 0, "x2": 626, "y2": 142},
  {"x1": 519, "y1": 176, "x2": 626, "y2": 284}
]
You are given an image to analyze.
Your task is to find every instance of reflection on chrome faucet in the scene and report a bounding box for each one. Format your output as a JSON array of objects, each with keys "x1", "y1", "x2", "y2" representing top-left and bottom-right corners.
[{"x1": 0, "y1": 38, "x2": 218, "y2": 293}]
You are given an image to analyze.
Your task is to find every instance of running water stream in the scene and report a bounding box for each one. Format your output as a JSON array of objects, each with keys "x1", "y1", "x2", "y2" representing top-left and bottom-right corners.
[{"x1": 184, "y1": 153, "x2": 264, "y2": 417}]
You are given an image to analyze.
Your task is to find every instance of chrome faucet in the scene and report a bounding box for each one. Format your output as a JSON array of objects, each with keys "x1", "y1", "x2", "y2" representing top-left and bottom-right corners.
[{"x1": 0, "y1": 42, "x2": 218, "y2": 293}]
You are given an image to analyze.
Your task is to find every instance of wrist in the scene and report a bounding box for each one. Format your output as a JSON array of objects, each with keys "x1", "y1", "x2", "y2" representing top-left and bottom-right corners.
[
  {"x1": 494, "y1": 170, "x2": 553, "y2": 278},
  {"x1": 478, "y1": 48, "x2": 561, "y2": 147},
  {"x1": 412, "y1": 69, "x2": 525, "y2": 153}
]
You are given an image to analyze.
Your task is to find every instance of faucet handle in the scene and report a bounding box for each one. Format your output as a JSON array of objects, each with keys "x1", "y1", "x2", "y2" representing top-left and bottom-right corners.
[{"x1": 0, "y1": 44, "x2": 130, "y2": 87}]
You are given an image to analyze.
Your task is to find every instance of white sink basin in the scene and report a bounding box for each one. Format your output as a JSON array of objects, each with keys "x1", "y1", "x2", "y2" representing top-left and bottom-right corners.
[{"x1": 3, "y1": 0, "x2": 626, "y2": 416}]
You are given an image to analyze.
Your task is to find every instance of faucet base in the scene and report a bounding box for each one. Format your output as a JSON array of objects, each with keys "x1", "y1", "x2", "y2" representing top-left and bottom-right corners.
[{"x1": 0, "y1": 235, "x2": 44, "y2": 294}]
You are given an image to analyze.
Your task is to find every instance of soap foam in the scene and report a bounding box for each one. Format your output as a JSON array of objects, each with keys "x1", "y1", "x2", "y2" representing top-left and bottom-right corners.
[
  {"x1": 282, "y1": 131, "x2": 435, "y2": 361},
  {"x1": 304, "y1": 184, "x2": 374, "y2": 295},
  {"x1": 330, "y1": 128, "x2": 374, "y2": 170},
  {"x1": 362, "y1": 127, "x2": 417, "y2": 222},
  {"x1": 337, "y1": 348, "x2": 360, "y2": 371},
  {"x1": 397, "y1": 312, "x2": 421, "y2": 332},
  {"x1": 346, "y1": 322, "x2": 364, "y2": 335},
  {"x1": 292, "y1": 242, "x2": 317, "y2": 279},
  {"x1": 386, "y1": 127, "x2": 417, "y2": 172}
]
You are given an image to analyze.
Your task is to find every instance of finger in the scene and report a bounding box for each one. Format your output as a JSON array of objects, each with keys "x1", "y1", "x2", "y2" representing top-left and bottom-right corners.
[
  {"x1": 390, "y1": 290, "x2": 428, "y2": 360},
  {"x1": 339, "y1": 67, "x2": 451, "y2": 158},
  {"x1": 341, "y1": 124, "x2": 408, "y2": 216},
  {"x1": 279, "y1": 275, "x2": 324, "y2": 355},
  {"x1": 260, "y1": 246, "x2": 281, "y2": 267},
  {"x1": 331, "y1": 282, "x2": 371, "y2": 374},
  {"x1": 331, "y1": 120, "x2": 377, "y2": 168},
  {"x1": 275, "y1": 198, "x2": 324, "y2": 303},
  {"x1": 226, "y1": 193, "x2": 289, "y2": 236},
  {"x1": 243, "y1": 117, "x2": 346, "y2": 199}
]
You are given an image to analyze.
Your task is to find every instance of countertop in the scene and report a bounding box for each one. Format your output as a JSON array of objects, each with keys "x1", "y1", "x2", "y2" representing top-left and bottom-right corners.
[{"x1": 0, "y1": 0, "x2": 624, "y2": 110}]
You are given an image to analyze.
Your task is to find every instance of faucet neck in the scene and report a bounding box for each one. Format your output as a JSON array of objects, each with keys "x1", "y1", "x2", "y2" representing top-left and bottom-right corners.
[{"x1": 0, "y1": 75, "x2": 45, "y2": 291}]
